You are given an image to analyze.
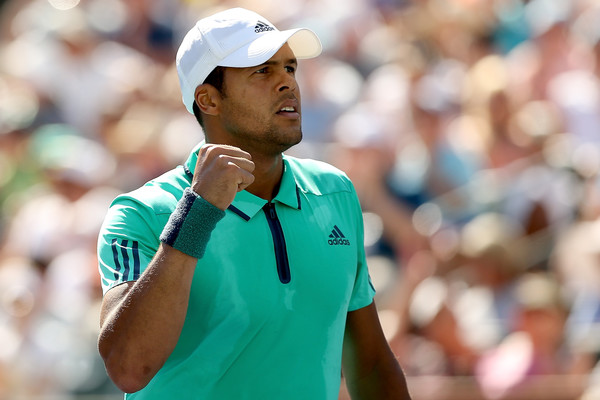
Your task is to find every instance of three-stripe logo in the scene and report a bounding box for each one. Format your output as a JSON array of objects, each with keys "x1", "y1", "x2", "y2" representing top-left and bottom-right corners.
[
  {"x1": 328, "y1": 225, "x2": 350, "y2": 246},
  {"x1": 111, "y1": 238, "x2": 141, "y2": 281},
  {"x1": 255, "y1": 21, "x2": 275, "y2": 33}
]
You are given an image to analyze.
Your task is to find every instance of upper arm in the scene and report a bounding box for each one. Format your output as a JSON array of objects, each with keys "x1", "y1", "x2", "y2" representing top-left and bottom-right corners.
[
  {"x1": 99, "y1": 281, "x2": 136, "y2": 327},
  {"x1": 342, "y1": 301, "x2": 411, "y2": 399},
  {"x1": 342, "y1": 301, "x2": 391, "y2": 374}
]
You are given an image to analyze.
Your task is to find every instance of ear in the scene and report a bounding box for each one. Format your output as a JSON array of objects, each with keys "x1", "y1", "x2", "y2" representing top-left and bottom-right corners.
[{"x1": 194, "y1": 84, "x2": 220, "y2": 117}]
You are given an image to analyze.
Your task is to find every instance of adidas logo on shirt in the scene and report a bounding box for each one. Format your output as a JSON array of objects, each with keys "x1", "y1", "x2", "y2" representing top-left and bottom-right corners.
[
  {"x1": 328, "y1": 225, "x2": 350, "y2": 246},
  {"x1": 255, "y1": 21, "x2": 275, "y2": 33}
]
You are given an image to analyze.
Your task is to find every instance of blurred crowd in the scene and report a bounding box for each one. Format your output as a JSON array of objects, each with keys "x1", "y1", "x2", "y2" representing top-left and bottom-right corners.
[{"x1": 1, "y1": 0, "x2": 600, "y2": 399}]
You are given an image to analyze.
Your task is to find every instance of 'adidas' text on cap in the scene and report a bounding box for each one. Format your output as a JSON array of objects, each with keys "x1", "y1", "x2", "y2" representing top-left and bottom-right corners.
[{"x1": 176, "y1": 8, "x2": 323, "y2": 114}]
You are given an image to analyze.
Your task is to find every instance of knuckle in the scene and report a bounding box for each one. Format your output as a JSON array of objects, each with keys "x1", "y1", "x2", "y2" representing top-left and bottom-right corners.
[
  {"x1": 200, "y1": 143, "x2": 216, "y2": 153},
  {"x1": 216, "y1": 154, "x2": 234, "y2": 167},
  {"x1": 197, "y1": 145, "x2": 216, "y2": 162}
]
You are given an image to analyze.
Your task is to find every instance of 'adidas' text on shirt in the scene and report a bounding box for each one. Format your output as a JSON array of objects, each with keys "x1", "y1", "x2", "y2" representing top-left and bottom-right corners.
[{"x1": 328, "y1": 225, "x2": 350, "y2": 246}]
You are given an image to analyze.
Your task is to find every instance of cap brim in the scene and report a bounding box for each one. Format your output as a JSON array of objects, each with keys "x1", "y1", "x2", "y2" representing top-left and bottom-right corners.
[{"x1": 218, "y1": 28, "x2": 322, "y2": 68}]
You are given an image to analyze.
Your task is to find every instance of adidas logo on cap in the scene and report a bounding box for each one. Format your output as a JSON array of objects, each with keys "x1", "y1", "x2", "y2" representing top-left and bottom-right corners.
[
  {"x1": 255, "y1": 21, "x2": 275, "y2": 33},
  {"x1": 328, "y1": 225, "x2": 350, "y2": 246}
]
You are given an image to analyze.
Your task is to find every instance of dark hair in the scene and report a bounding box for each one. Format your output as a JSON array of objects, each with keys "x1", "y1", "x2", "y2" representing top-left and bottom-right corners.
[{"x1": 193, "y1": 66, "x2": 226, "y2": 128}]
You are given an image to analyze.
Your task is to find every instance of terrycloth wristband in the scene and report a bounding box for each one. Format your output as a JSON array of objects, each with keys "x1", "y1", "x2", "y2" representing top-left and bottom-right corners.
[{"x1": 160, "y1": 187, "x2": 225, "y2": 259}]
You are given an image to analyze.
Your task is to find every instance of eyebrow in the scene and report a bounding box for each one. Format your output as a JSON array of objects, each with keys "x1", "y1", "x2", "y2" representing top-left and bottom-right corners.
[{"x1": 258, "y1": 58, "x2": 298, "y2": 67}]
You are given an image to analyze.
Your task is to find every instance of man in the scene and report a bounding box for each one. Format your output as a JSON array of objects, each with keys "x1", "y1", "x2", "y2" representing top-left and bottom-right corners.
[{"x1": 97, "y1": 7, "x2": 411, "y2": 399}]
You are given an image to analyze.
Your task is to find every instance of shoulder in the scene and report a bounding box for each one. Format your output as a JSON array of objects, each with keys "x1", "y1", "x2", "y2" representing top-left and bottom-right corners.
[
  {"x1": 110, "y1": 166, "x2": 189, "y2": 216},
  {"x1": 284, "y1": 155, "x2": 354, "y2": 196}
]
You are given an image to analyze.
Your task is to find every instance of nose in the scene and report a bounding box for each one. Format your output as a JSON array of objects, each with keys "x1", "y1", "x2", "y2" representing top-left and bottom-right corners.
[{"x1": 277, "y1": 70, "x2": 297, "y2": 92}]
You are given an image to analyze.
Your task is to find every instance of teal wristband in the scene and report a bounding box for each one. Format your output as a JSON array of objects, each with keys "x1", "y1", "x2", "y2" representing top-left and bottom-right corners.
[{"x1": 160, "y1": 187, "x2": 225, "y2": 259}]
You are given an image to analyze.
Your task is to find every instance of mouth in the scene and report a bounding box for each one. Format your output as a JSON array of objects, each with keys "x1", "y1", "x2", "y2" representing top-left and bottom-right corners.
[
  {"x1": 277, "y1": 106, "x2": 297, "y2": 114},
  {"x1": 276, "y1": 100, "x2": 300, "y2": 119}
]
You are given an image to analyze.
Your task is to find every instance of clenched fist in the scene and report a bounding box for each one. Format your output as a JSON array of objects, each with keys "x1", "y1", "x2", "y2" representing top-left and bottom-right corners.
[{"x1": 191, "y1": 144, "x2": 255, "y2": 210}]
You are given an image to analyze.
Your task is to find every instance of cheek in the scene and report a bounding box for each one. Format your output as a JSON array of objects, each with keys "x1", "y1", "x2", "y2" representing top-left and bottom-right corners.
[
  {"x1": 222, "y1": 96, "x2": 252, "y2": 118},
  {"x1": 221, "y1": 98, "x2": 269, "y2": 133},
  {"x1": 223, "y1": 87, "x2": 266, "y2": 115}
]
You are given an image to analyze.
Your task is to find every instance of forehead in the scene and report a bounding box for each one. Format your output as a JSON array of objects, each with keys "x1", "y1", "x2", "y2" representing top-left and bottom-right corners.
[{"x1": 267, "y1": 43, "x2": 296, "y2": 61}]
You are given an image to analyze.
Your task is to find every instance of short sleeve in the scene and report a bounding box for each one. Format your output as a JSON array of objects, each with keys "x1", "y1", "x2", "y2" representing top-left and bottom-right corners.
[
  {"x1": 97, "y1": 196, "x2": 166, "y2": 295},
  {"x1": 347, "y1": 182, "x2": 376, "y2": 311}
]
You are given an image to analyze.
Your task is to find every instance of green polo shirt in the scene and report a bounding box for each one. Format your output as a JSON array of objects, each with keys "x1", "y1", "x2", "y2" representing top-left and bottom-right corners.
[{"x1": 97, "y1": 142, "x2": 375, "y2": 399}]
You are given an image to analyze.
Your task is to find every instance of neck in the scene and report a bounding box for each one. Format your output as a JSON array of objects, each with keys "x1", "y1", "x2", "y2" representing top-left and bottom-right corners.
[{"x1": 245, "y1": 152, "x2": 284, "y2": 201}]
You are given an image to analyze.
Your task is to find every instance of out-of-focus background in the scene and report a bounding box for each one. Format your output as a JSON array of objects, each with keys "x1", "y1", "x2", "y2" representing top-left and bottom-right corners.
[{"x1": 1, "y1": 0, "x2": 600, "y2": 399}]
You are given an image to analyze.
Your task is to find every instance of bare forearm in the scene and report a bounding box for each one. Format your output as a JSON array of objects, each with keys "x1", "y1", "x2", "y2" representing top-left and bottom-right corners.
[{"x1": 98, "y1": 244, "x2": 197, "y2": 392}]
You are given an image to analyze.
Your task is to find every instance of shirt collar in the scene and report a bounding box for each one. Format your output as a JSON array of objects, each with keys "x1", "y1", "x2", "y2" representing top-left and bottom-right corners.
[{"x1": 184, "y1": 142, "x2": 301, "y2": 221}]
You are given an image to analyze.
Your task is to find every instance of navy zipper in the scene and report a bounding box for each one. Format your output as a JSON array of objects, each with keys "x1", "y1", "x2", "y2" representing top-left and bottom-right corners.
[{"x1": 263, "y1": 202, "x2": 291, "y2": 284}]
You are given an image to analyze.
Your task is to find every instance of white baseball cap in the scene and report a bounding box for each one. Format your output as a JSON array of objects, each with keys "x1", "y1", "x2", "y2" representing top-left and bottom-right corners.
[{"x1": 176, "y1": 8, "x2": 322, "y2": 114}]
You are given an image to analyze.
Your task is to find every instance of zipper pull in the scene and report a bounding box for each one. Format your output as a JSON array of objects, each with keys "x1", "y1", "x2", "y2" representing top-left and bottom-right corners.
[{"x1": 267, "y1": 202, "x2": 276, "y2": 219}]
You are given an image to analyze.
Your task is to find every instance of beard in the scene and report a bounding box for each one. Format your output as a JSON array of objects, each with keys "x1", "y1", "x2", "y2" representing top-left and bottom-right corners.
[
  {"x1": 220, "y1": 100, "x2": 303, "y2": 156},
  {"x1": 233, "y1": 127, "x2": 302, "y2": 157}
]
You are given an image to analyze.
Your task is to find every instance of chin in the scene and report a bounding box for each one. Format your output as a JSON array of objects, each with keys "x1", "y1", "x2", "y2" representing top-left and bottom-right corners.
[
  {"x1": 269, "y1": 128, "x2": 302, "y2": 152},
  {"x1": 283, "y1": 131, "x2": 303, "y2": 150}
]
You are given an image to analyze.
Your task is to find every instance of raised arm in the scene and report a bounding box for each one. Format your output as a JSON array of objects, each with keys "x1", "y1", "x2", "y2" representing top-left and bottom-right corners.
[
  {"x1": 342, "y1": 301, "x2": 412, "y2": 399},
  {"x1": 97, "y1": 144, "x2": 255, "y2": 393}
]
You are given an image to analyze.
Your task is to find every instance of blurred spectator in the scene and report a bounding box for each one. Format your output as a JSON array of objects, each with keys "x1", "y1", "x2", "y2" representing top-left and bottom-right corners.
[
  {"x1": 475, "y1": 271, "x2": 581, "y2": 400},
  {"x1": 0, "y1": 123, "x2": 120, "y2": 397}
]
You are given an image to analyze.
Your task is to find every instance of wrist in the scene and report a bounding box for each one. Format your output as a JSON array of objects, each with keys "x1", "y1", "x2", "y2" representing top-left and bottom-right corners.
[{"x1": 159, "y1": 187, "x2": 225, "y2": 259}]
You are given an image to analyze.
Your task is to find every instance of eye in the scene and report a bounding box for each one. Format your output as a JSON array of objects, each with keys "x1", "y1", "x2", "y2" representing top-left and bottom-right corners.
[
  {"x1": 255, "y1": 67, "x2": 268, "y2": 74},
  {"x1": 285, "y1": 65, "x2": 296, "y2": 74}
]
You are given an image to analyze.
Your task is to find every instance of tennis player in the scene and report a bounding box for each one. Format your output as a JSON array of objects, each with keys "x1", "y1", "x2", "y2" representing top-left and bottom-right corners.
[{"x1": 97, "y1": 7, "x2": 411, "y2": 399}]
